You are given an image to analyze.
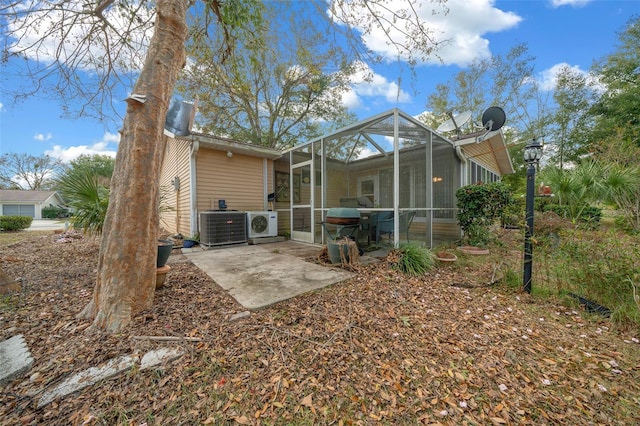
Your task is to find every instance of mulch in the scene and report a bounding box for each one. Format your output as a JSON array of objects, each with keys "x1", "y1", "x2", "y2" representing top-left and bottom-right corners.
[{"x1": 1, "y1": 232, "x2": 639, "y2": 425}]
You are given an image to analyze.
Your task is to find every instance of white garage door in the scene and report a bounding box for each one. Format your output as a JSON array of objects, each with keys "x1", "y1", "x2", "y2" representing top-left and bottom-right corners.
[{"x1": 2, "y1": 204, "x2": 36, "y2": 217}]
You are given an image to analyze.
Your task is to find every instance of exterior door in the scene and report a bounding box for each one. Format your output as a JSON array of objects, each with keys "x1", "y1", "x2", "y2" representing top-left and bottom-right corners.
[
  {"x1": 291, "y1": 161, "x2": 313, "y2": 243},
  {"x1": 358, "y1": 174, "x2": 378, "y2": 207}
]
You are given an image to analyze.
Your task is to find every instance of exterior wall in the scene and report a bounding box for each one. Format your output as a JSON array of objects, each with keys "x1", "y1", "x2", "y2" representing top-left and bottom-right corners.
[
  {"x1": 460, "y1": 144, "x2": 501, "y2": 177},
  {"x1": 159, "y1": 137, "x2": 192, "y2": 237},
  {"x1": 0, "y1": 192, "x2": 65, "y2": 219},
  {"x1": 195, "y1": 149, "x2": 273, "y2": 220}
]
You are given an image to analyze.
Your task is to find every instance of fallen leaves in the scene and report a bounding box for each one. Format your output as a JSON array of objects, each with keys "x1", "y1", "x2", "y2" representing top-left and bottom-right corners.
[{"x1": 1, "y1": 233, "x2": 640, "y2": 425}]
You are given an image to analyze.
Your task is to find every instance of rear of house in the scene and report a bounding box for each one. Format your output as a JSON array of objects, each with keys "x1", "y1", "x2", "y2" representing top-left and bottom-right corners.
[{"x1": 159, "y1": 132, "x2": 282, "y2": 242}]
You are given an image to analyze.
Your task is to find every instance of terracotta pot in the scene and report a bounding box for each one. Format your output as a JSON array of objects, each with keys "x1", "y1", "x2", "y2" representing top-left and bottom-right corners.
[
  {"x1": 435, "y1": 251, "x2": 457, "y2": 262},
  {"x1": 457, "y1": 246, "x2": 490, "y2": 255},
  {"x1": 156, "y1": 265, "x2": 171, "y2": 289}
]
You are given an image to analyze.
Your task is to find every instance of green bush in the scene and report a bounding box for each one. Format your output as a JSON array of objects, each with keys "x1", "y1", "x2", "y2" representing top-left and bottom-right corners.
[
  {"x1": 42, "y1": 205, "x2": 69, "y2": 219},
  {"x1": 392, "y1": 243, "x2": 435, "y2": 277},
  {"x1": 501, "y1": 197, "x2": 524, "y2": 228},
  {"x1": 543, "y1": 204, "x2": 602, "y2": 224},
  {"x1": 0, "y1": 215, "x2": 33, "y2": 231},
  {"x1": 457, "y1": 182, "x2": 513, "y2": 245}
]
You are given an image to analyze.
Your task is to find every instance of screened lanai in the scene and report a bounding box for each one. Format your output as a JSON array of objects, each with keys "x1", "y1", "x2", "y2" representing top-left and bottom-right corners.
[{"x1": 273, "y1": 108, "x2": 468, "y2": 248}]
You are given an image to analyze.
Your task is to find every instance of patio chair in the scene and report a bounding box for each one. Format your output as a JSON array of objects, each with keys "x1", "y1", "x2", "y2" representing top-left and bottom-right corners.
[
  {"x1": 360, "y1": 211, "x2": 392, "y2": 245},
  {"x1": 377, "y1": 211, "x2": 416, "y2": 244}
]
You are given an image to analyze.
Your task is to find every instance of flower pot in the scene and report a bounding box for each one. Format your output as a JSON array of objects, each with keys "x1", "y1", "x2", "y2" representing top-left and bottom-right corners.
[
  {"x1": 327, "y1": 240, "x2": 350, "y2": 264},
  {"x1": 183, "y1": 239, "x2": 198, "y2": 248},
  {"x1": 435, "y1": 251, "x2": 457, "y2": 262},
  {"x1": 457, "y1": 246, "x2": 490, "y2": 255},
  {"x1": 156, "y1": 265, "x2": 171, "y2": 289},
  {"x1": 157, "y1": 239, "x2": 173, "y2": 267}
]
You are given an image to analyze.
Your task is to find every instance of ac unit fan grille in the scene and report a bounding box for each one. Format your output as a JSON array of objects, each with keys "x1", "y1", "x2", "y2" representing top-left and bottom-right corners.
[{"x1": 251, "y1": 215, "x2": 268, "y2": 233}]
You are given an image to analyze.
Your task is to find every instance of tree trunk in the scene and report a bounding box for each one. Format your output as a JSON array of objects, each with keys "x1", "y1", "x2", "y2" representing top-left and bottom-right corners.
[{"x1": 78, "y1": 0, "x2": 189, "y2": 333}]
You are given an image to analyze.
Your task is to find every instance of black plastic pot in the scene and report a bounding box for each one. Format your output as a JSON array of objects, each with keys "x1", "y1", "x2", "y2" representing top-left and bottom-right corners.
[{"x1": 157, "y1": 239, "x2": 173, "y2": 267}]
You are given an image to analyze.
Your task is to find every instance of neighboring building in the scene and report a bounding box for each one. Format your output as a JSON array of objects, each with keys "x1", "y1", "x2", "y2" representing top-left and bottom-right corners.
[
  {"x1": 160, "y1": 108, "x2": 514, "y2": 248},
  {"x1": 0, "y1": 190, "x2": 66, "y2": 219}
]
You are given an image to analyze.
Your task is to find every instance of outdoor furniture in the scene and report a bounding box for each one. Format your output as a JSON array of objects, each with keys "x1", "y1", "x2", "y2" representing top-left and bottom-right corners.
[
  {"x1": 377, "y1": 211, "x2": 416, "y2": 244},
  {"x1": 360, "y1": 211, "x2": 393, "y2": 245}
]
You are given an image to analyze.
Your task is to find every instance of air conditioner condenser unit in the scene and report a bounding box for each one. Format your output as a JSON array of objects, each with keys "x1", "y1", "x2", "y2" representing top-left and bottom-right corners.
[{"x1": 246, "y1": 211, "x2": 278, "y2": 238}]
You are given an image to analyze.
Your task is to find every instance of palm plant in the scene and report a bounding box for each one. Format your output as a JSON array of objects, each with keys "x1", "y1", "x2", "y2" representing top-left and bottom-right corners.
[{"x1": 55, "y1": 167, "x2": 110, "y2": 235}]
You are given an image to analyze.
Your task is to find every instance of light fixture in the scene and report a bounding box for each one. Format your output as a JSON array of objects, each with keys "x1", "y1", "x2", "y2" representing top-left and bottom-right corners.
[
  {"x1": 523, "y1": 138, "x2": 543, "y2": 294},
  {"x1": 432, "y1": 177, "x2": 443, "y2": 183},
  {"x1": 226, "y1": 150, "x2": 233, "y2": 158},
  {"x1": 523, "y1": 138, "x2": 543, "y2": 164}
]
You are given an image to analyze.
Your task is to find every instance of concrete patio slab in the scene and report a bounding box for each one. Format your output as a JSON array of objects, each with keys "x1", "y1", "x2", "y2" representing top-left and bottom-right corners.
[{"x1": 183, "y1": 242, "x2": 353, "y2": 310}]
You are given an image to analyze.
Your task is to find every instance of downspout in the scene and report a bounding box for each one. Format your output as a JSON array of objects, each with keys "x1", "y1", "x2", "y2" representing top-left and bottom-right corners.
[
  {"x1": 455, "y1": 145, "x2": 467, "y2": 185},
  {"x1": 190, "y1": 140, "x2": 199, "y2": 237},
  {"x1": 263, "y1": 158, "x2": 268, "y2": 211}
]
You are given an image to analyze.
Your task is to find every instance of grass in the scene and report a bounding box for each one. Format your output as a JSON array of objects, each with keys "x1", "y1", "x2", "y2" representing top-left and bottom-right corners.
[
  {"x1": 0, "y1": 230, "x2": 52, "y2": 246},
  {"x1": 532, "y1": 226, "x2": 639, "y2": 329}
]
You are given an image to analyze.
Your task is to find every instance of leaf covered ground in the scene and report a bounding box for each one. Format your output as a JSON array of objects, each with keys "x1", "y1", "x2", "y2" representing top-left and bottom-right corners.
[{"x1": 1, "y1": 232, "x2": 639, "y2": 425}]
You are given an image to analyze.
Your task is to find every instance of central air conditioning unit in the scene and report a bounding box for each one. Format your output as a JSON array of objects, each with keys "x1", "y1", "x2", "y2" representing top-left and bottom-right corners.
[
  {"x1": 200, "y1": 211, "x2": 247, "y2": 246},
  {"x1": 246, "y1": 211, "x2": 278, "y2": 238}
]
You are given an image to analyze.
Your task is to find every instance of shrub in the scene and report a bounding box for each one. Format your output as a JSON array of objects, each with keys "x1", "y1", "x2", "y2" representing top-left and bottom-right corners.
[
  {"x1": 534, "y1": 211, "x2": 568, "y2": 236},
  {"x1": 0, "y1": 215, "x2": 33, "y2": 231},
  {"x1": 42, "y1": 205, "x2": 69, "y2": 219},
  {"x1": 391, "y1": 243, "x2": 435, "y2": 276},
  {"x1": 543, "y1": 204, "x2": 602, "y2": 225},
  {"x1": 457, "y1": 182, "x2": 513, "y2": 245},
  {"x1": 501, "y1": 197, "x2": 524, "y2": 228}
]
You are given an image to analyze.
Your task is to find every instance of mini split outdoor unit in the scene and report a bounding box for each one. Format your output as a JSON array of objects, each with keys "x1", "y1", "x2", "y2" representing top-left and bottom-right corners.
[
  {"x1": 246, "y1": 211, "x2": 278, "y2": 239},
  {"x1": 200, "y1": 211, "x2": 247, "y2": 246}
]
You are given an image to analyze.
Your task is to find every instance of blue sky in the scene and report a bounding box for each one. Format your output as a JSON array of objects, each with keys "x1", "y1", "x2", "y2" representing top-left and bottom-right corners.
[{"x1": 1, "y1": 0, "x2": 638, "y2": 163}]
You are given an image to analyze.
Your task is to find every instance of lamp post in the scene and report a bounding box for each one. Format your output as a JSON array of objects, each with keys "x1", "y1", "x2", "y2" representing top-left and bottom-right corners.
[{"x1": 523, "y1": 138, "x2": 543, "y2": 294}]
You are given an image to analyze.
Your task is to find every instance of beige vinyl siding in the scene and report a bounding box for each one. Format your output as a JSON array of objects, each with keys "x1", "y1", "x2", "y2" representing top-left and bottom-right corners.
[
  {"x1": 460, "y1": 144, "x2": 500, "y2": 176},
  {"x1": 159, "y1": 137, "x2": 192, "y2": 236},
  {"x1": 196, "y1": 150, "x2": 270, "y2": 213}
]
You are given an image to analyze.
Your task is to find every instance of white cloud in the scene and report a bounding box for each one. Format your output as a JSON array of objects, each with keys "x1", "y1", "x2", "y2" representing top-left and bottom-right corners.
[
  {"x1": 537, "y1": 62, "x2": 602, "y2": 92},
  {"x1": 342, "y1": 61, "x2": 412, "y2": 110},
  {"x1": 45, "y1": 131, "x2": 119, "y2": 163},
  {"x1": 0, "y1": 102, "x2": 4, "y2": 112},
  {"x1": 550, "y1": 0, "x2": 592, "y2": 8},
  {"x1": 331, "y1": 0, "x2": 522, "y2": 67},
  {"x1": 34, "y1": 132, "x2": 53, "y2": 142}
]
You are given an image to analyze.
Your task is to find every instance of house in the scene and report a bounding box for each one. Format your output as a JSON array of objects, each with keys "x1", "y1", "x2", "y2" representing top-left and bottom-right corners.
[
  {"x1": 159, "y1": 108, "x2": 513, "y2": 248},
  {"x1": 0, "y1": 190, "x2": 67, "y2": 219},
  {"x1": 159, "y1": 131, "x2": 282, "y2": 240}
]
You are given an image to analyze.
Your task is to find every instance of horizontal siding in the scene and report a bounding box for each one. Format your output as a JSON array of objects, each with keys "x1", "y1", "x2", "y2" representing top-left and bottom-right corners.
[
  {"x1": 461, "y1": 144, "x2": 500, "y2": 175},
  {"x1": 159, "y1": 137, "x2": 192, "y2": 237},
  {"x1": 196, "y1": 150, "x2": 271, "y2": 213}
]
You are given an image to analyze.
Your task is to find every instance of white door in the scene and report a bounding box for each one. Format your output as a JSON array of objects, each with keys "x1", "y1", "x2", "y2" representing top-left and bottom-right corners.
[
  {"x1": 291, "y1": 161, "x2": 314, "y2": 243},
  {"x1": 357, "y1": 175, "x2": 378, "y2": 207}
]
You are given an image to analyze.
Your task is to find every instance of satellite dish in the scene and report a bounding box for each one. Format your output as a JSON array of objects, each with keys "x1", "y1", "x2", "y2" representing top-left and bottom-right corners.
[
  {"x1": 481, "y1": 106, "x2": 506, "y2": 132},
  {"x1": 437, "y1": 110, "x2": 472, "y2": 134},
  {"x1": 165, "y1": 98, "x2": 196, "y2": 136}
]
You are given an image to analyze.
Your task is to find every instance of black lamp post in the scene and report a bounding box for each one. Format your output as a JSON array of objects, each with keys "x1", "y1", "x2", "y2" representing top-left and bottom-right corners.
[{"x1": 523, "y1": 138, "x2": 543, "y2": 294}]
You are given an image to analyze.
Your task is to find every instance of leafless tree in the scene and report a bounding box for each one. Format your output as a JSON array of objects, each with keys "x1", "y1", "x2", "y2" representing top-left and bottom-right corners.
[{"x1": 0, "y1": 153, "x2": 63, "y2": 190}]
